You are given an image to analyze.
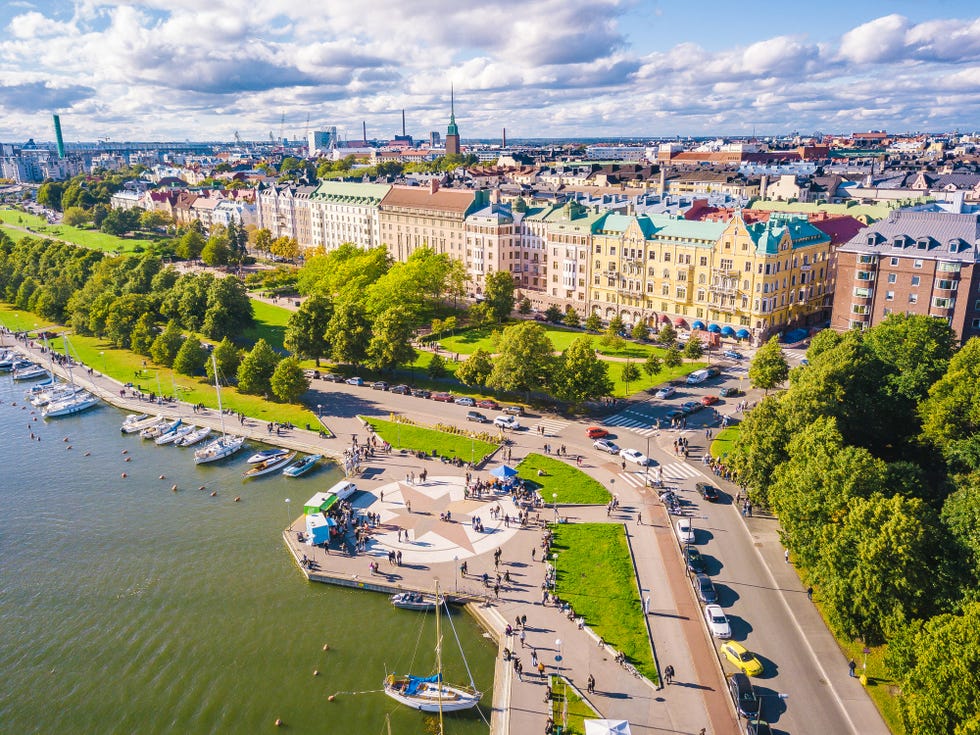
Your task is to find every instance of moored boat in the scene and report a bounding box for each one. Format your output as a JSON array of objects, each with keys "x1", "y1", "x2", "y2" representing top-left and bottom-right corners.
[
  {"x1": 121, "y1": 414, "x2": 163, "y2": 434},
  {"x1": 120, "y1": 413, "x2": 149, "y2": 429},
  {"x1": 246, "y1": 448, "x2": 289, "y2": 464},
  {"x1": 194, "y1": 354, "x2": 245, "y2": 465},
  {"x1": 243, "y1": 452, "x2": 296, "y2": 480},
  {"x1": 13, "y1": 364, "x2": 50, "y2": 381},
  {"x1": 390, "y1": 592, "x2": 443, "y2": 612},
  {"x1": 156, "y1": 424, "x2": 195, "y2": 445},
  {"x1": 283, "y1": 454, "x2": 321, "y2": 477},
  {"x1": 141, "y1": 417, "x2": 181, "y2": 440},
  {"x1": 42, "y1": 391, "x2": 100, "y2": 418},
  {"x1": 175, "y1": 426, "x2": 211, "y2": 447}
]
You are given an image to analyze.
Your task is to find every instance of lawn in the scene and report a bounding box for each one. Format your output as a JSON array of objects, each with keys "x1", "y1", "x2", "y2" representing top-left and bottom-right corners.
[
  {"x1": 710, "y1": 426, "x2": 740, "y2": 460},
  {"x1": 549, "y1": 675, "x2": 599, "y2": 735},
  {"x1": 0, "y1": 225, "x2": 35, "y2": 243},
  {"x1": 242, "y1": 298, "x2": 293, "y2": 352},
  {"x1": 609, "y1": 360, "x2": 705, "y2": 398},
  {"x1": 0, "y1": 206, "x2": 159, "y2": 253},
  {"x1": 0, "y1": 207, "x2": 47, "y2": 228},
  {"x1": 550, "y1": 523, "x2": 657, "y2": 683},
  {"x1": 439, "y1": 323, "x2": 670, "y2": 359},
  {"x1": 516, "y1": 453, "x2": 611, "y2": 505},
  {"x1": 360, "y1": 416, "x2": 499, "y2": 464}
]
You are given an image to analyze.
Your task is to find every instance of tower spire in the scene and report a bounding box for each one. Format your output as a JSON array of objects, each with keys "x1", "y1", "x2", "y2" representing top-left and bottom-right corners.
[
  {"x1": 450, "y1": 83, "x2": 455, "y2": 123},
  {"x1": 445, "y1": 83, "x2": 460, "y2": 155}
]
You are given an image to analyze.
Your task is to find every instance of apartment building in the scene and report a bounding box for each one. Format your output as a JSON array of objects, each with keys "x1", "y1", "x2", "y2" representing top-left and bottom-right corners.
[
  {"x1": 378, "y1": 181, "x2": 482, "y2": 263},
  {"x1": 831, "y1": 210, "x2": 980, "y2": 343},
  {"x1": 255, "y1": 183, "x2": 315, "y2": 246},
  {"x1": 308, "y1": 181, "x2": 390, "y2": 251}
]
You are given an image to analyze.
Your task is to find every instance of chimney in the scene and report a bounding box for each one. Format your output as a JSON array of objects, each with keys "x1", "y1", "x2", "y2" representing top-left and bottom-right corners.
[
  {"x1": 362, "y1": 121, "x2": 367, "y2": 144},
  {"x1": 502, "y1": 128, "x2": 507, "y2": 147},
  {"x1": 429, "y1": 178, "x2": 440, "y2": 194},
  {"x1": 490, "y1": 188, "x2": 500, "y2": 205},
  {"x1": 402, "y1": 109, "x2": 406, "y2": 136},
  {"x1": 760, "y1": 174, "x2": 769, "y2": 199},
  {"x1": 659, "y1": 167, "x2": 666, "y2": 195}
]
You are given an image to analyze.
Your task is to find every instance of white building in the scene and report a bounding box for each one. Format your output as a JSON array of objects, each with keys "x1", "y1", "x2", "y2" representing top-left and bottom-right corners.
[{"x1": 308, "y1": 181, "x2": 390, "y2": 251}]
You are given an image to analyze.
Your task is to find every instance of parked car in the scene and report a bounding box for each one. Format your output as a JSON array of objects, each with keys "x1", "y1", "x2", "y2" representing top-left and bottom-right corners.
[
  {"x1": 686, "y1": 369, "x2": 710, "y2": 385},
  {"x1": 684, "y1": 545, "x2": 705, "y2": 574},
  {"x1": 454, "y1": 396, "x2": 476, "y2": 406},
  {"x1": 345, "y1": 377, "x2": 364, "y2": 386},
  {"x1": 720, "y1": 386, "x2": 742, "y2": 398},
  {"x1": 655, "y1": 385, "x2": 676, "y2": 400},
  {"x1": 411, "y1": 388, "x2": 431, "y2": 399},
  {"x1": 322, "y1": 373, "x2": 344, "y2": 383},
  {"x1": 465, "y1": 411, "x2": 488, "y2": 423},
  {"x1": 680, "y1": 400, "x2": 703, "y2": 415},
  {"x1": 696, "y1": 482, "x2": 720, "y2": 502},
  {"x1": 693, "y1": 573, "x2": 717, "y2": 604},
  {"x1": 664, "y1": 408, "x2": 685, "y2": 422},
  {"x1": 593, "y1": 438, "x2": 621, "y2": 455},
  {"x1": 728, "y1": 673, "x2": 760, "y2": 719},
  {"x1": 390, "y1": 384, "x2": 410, "y2": 394},
  {"x1": 502, "y1": 404, "x2": 524, "y2": 415},
  {"x1": 705, "y1": 604, "x2": 732, "y2": 638},
  {"x1": 675, "y1": 517, "x2": 695, "y2": 544},
  {"x1": 586, "y1": 426, "x2": 609, "y2": 439},
  {"x1": 431, "y1": 392, "x2": 454, "y2": 402},
  {"x1": 723, "y1": 350, "x2": 744, "y2": 360},
  {"x1": 371, "y1": 380, "x2": 389, "y2": 391},
  {"x1": 476, "y1": 399, "x2": 500, "y2": 409},
  {"x1": 494, "y1": 414, "x2": 520, "y2": 429},
  {"x1": 706, "y1": 366, "x2": 722, "y2": 377},
  {"x1": 701, "y1": 395, "x2": 719, "y2": 406},
  {"x1": 721, "y1": 641, "x2": 764, "y2": 677},
  {"x1": 619, "y1": 448, "x2": 649, "y2": 466}
]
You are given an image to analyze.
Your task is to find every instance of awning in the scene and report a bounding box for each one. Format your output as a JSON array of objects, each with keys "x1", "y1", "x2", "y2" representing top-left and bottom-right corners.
[
  {"x1": 490, "y1": 465, "x2": 519, "y2": 479},
  {"x1": 720, "y1": 326, "x2": 736, "y2": 337},
  {"x1": 658, "y1": 313, "x2": 670, "y2": 323},
  {"x1": 673, "y1": 317, "x2": 687, "y2": 327},
  {"x1": 707, "y1": 324, "x2": 721, "y2": 333},
  {"x1": 692, "y1": 320, "x2": 706, "y2": 330},
  {"x1": 735, "y1": 328, "x2": 751, "y2": 339}
]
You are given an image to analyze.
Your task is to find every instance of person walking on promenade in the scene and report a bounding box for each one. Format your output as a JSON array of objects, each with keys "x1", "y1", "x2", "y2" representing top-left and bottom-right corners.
[
  {"x1": 785, "y1": 549, "x2": 790, "y2": 563},
  {"x1": 664, "y1": 664, "x2": 675, "y2": 685},
  {"x1": 519, "y1": 629, "x2": 526, "y2": 648},
  {"x1": 587, "y1": 674, "x2": 595, "y2": 694},
  {"x1": 807, "y1": 586, "x2": 813, "y2": 601},
  {"x1": 849, "y1": 659, "x2": 857, "y2": 677}
]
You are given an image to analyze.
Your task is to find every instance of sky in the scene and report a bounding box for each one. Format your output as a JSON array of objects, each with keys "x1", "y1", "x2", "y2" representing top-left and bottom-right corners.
[{"x1": 1, "y1": 0, "x2": 979, "y2": 144}]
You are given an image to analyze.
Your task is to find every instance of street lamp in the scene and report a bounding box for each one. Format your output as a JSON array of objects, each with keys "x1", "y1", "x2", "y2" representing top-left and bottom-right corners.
[
  {"x1": 756, "y1": 692, "x2": 789, "y2": 727},
  {"x1": 552, "y1": 492, "x2": 558, "y2": 519},
  {"x1": 100, "y1": 351, "x2": 106, "y2": 376},
  {"x1": 555, "y1": 638, "x2": 566, "y2": 733},
  {"x1": 645, "y1": 434, "x2": 651, "y2": 487},
  {"x1": 454, "y1": 555, "x2": 459, "y2": 592},
  {"x1": 284, "y1": 498, "x2": 291, "y2": 529}
]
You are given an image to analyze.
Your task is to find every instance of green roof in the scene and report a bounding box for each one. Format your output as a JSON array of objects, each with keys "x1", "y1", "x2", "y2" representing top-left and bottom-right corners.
[
  {"x1": 746, "y1": 214, "x2": 831, "y2": 254},
  {"x1": 310, "y1": 181, "x2": 391, "y2": 205}
]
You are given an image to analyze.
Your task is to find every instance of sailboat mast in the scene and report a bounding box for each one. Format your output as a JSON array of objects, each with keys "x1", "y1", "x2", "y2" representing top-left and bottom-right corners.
[
  {"x1": 212, "y1": 353, "x2": 226, "y2": 437},
  {"x1": 436, "y1": 581, "x2": 444, "y2": 734}
]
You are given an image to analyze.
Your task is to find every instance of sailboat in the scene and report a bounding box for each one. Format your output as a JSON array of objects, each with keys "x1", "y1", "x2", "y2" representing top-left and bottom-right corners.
[
  {"x1": 383, "y1": 582, "x2": 482, "y2": 714},
  {"x1": 194, "y1": 354, "x2": 245, "y2": 464},
  {"x1": 41, "y1": 335, "x2": 100, "y2": 418}
]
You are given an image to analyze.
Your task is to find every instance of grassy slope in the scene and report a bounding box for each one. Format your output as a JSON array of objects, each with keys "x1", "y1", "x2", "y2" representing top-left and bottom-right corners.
[
  {"x1": 709, "y1": 426, "x2": 740, "y2": 460},
  {"x1": 0, "y1": 206, "x2": 158, "y2": 253},
  {"x1": 516, "y1": 453, "x2": 611, "y2": 505},
  {"x1": 361, "y1": 416, "x2": 498, "y2": 463},
  {"x1": 242, "y1": 298, "x2": 292, "y2": 351},
  {"x1": 550, "y1": 523, "x2": 657, "y2": 683}
]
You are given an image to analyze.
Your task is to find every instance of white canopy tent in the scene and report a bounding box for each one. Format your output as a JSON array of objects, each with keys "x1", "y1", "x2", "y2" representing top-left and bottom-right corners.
[{"x1": 584, "y1": 720, "x2": 632, "y2": 735}]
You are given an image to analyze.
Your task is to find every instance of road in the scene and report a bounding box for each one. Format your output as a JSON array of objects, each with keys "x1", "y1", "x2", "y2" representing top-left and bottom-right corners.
[{"x1": 307, "y1": 345, "x2": 889, "y2": 735}]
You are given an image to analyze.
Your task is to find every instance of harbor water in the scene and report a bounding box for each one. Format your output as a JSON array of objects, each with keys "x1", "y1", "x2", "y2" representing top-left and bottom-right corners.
[{"x1": 0, "y1": 375, "x2": 496, "y2": 734}]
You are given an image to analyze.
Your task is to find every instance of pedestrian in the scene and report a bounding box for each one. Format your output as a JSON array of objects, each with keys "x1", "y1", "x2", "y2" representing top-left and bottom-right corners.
[
  {"x1": 493, "y1": 583, "x2": 500, "y2": 599},
  {"x1": 785, "y1": 549, "x2": 790, "y2": 564},
  {"x1": 644, "y1": 595, "x2": 651, "y2": 615},
  {"x1": 621, "y1": 459, "x2": 626, "y2": 471},
  {"x1": 807, "y1": 586, "x2": 813, "y2": 601},
  {"x1": 848, "y1": 659, "x2": 857, "y2": 677},
  {"x1": 587, "y1": 674, "x2": 595, "y2": 694},
  {"x1": 519, "y1": 629, "x2": 526, "y2": 648},
  {"x1": 531, "y1": 649, "x2": 538, "y2": 667},
  {"x1": 664, "y1": 664, "x2": 674, "y2": 685},
  {"x1": 531, "y1": 547, "x2": 536, "y2": 561},
  {"x1": 637, "y1": 512, "x2": 642, "y2": 525}
]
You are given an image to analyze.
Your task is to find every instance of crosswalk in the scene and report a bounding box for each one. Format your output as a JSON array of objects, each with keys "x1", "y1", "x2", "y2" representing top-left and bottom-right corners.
[
  {"x1": 532, "y1": 418, "x2": 569, "y2": 436},
  {"x1": 614, "y1": 462, "x2": 706, "y2": 489},
  {"x1": 603, "y1": 409, "x2": 659, "y2": 437},
  {"x1": 784, "y1": 349, "x2": 808, "y2": 362}
]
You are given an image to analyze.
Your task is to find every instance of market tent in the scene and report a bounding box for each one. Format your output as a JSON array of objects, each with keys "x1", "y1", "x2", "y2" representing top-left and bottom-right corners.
[
  {"x1": 305, "y1": 513, "x2": 337, "y2": 545},
  {"x1": 584, "y1": 720, "x2": 632, "y2": 735},
  {"x1": 707, "y1": 324, "x2": 721, "y2": 333},
  {"x1": 692, "y1": 320, "x2": 706, "y2": 330},
  {"x1": 673, "y1": 317, "x2": 687, "y2": 327},
  {"x1": 490, "y1": 465, "x2": 519, "y2": 479},
  {"x1": 735, "y1": 328, "x2": 751, "y2": 340},
  {"x1": 720, "y1": 326, "x2": 736, "y2": 337}
]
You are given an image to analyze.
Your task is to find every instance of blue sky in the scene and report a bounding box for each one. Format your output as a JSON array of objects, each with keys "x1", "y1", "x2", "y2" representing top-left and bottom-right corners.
[{"x1": 1, "y1": 1, "x2": 979, "y2": 143}]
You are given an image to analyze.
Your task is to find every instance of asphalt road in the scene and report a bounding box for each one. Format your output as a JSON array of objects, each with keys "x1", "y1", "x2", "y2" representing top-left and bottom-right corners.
[{"x1": 308, "y1": 346, "x2": 875, "y2": 735}]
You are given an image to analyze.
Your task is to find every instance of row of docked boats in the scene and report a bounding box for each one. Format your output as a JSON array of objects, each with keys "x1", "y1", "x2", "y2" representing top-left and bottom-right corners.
[{"x1": 3, "y1": 342, "x2": 103, "y2": 419}]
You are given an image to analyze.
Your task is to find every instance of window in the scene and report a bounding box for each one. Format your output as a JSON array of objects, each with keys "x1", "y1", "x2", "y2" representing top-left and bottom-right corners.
[
  {"x1": 699, "y1": 257, "x2": 708, "y2": 266},
  {"x1": 890, "y1": 257, "x2": 899, "y2": 266},
  {"x1": 887, "y1": 273, "x2": 897, "y2": 284},
  {"x1": 663, "y1": 252, "x2": 671, "y2": 262},
  {"x1": 720, "y1": 258, "x2": 734, "y2": 270},
  {"x1": 911, "y1": 276, "x2": 920, "y2": 286},
  {"x1": 854, "y1": 287, "x2": 871, "y2": 298},
  {"x1": 936, "y1": 279, "x2": 957, "y2": 291},
  {"x1": 609, "y1": 247, "x2": 616, "y2": 256},
  {"x1": 661, "y1": 285, "x2": 669, "y2": 296},
  {"x1": 973, "y1": 318, "x2": 980, "y2": 328},
  {"x1": 908, "y1": 293, "x2": 918, "y2": 304},
  {"x1": 934, "y1": 297, "x2": 953, "y2": 309},
  {"x1": 676, "y1": 287, "x2": 686, "y2": 299},
  {"x1": 885, "y1": 291, "x2": 894, "y2": 301},
  {"x1": 913, "y1": 259, "x2": 923, "y2": 269}
]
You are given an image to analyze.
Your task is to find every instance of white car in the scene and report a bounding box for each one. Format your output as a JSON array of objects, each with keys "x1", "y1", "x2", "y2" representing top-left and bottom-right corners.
[
  {"x1": 655, "y1": 385, "x2": 676, "y2": 400},
  {"x1": 494, "y1": 415, "x2": 520, "y2": 429},
  {"x1": 675, "y1": 517, "x2": 695, "y2": 544},
  {"x1": 345, "y1": 376, "x2": 363, "y2": 386},
  {"x1": 454, "y1": 396, "x2": 475, "y2": 406},
  {"x1": 619, "y1": 448, "x2": 649, "y2": 466},
  {"x1": 593, "y1": 438, "x2": 621, "y2": 454},
  {"x1": 705, "y1": 604, "x2": 731, "y2": 638}
]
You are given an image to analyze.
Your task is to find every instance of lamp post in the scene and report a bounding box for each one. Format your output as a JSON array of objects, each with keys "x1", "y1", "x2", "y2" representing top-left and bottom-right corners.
[
  {"x1": 284, "y1": 498, "x2": 291, "y2": 530},
  {"x1": 100, "y1": 351, "x2": 106, "y2": 376},
  {"x1": 454, "y1": 555, "x2": 459, "y2": 592},
  {"x1": 552, "y1": 492, "x2": 558, "y2": 520},
  {"x1": 555, "y1": 638, "x2": 566, "y2": 733},
  {"x1": 756, "y1": 692, "x2": 789, "y2": 727},
  {"x1": 645, "y1": 434, "x2": 651, "y2": 487}
]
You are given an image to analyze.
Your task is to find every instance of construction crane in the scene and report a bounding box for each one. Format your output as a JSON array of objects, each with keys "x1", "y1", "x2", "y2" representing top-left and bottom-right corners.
[{"x1": 278, "y1": 111, "x2": 285, "y2": 145}]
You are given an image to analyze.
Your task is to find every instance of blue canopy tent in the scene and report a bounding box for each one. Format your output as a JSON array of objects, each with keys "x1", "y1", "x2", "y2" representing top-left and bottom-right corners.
[
  {"x1": 692, "y1": 320, "x2": 706, "y2": 330},
  {"x1": 720, "y1": 326, "x2": 736, "y2": 337},
  {"x1": 782, "y1": 328, "x2": 808, "y2": 344},
  {"x1": 735, "y1": 328, "x2": 751, "y2": 340},
  {"x1": 707, "y1": 324, "x2": 721, "y2": 334},
  {"x1": 490, "y1": 465, "x2": 518, "y2": 480}
]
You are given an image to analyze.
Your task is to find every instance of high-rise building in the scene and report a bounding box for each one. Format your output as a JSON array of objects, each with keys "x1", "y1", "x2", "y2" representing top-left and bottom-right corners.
[
  {"x1": 445, "y1": 87, "x2": 460, "y2": 156},
  {"x1": 307, "y1": 128, "x2": 337, "y2": 157}
]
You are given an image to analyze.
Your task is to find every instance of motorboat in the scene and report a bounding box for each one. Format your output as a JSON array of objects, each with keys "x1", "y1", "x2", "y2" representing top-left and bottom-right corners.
[
  {"x1": 120, "y1": 413, "x2": 149, "y2": 430},
  {"x1": 243, "y1": 452, "x2": 296, "y2": 480},
  {"x1": 121, "y1": 414, "x2": 163, "y2": 434},
  {"x1": 156, "y1": 424, "x2": 195, "y2": 445},
  {"x1": 3, "y1": 358, "x2": 32, "y2": 373},
  {"x1": 0, "y1": 351, "x2": 16, "y2": 370},
  {"x1": 42, "y1": 391, "x2": 100, "y2": 418},
  {"x1": 246, "y1": 448, "x2": 290, "y2": 464},
  {"x1": 141, "y1": 417, "x2": 181, "y2": 440},
  {"x1": 390, "y1": 592, "x2": 444, "y2": 612},
  {"x1": 175, "y1": 426, "x2": 211, "y2": 447},
  {"x1": 13, "y1": 364, "x2": 50, "y2": 381},
  {"x1": 26, "y1": 376, "x2": 56, "y2": 394},
  {"x1": 30, "y1": 384, "x2": 79, "y2": 408},
  {"x1": 283, "y1": 454, "x2": 321, "y2": 477}
]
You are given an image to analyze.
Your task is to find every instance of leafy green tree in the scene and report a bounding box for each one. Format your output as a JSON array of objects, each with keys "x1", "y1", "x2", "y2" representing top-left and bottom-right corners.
[
  {"x1": 149, "y1": 320, "x2": 184, "y2": 366},
  {"x1": 920, "y1": 338, "x2": 980, "y2": 467},
  {"x1": 518, "y1": 297, "x2": 532, "y2": 315},
  {"x1": 236, "y1": 339, "x2": 280, "y2": 396},
  {"x1": 563, "y1": 307, "x2": 581, "y2": 328},
  {"x1": 326, "y1": 297, "x2": 370, "y2": 366},
  {"x1": 487, "y1": 321, "x2": 555, "y2": 395},
  {"x1": 749, "y1": 336, "x2": 789, "y2": 393},
  {"x1": 631, "y1": 322, "x2": 648, "y2": 341},
  {"x1": 468, "y1": 301, "x2": 493, "y2": 326},
  {"x1": 663, "y1": 345, "x2": 683, "y2": 369},
  {"x1": 484, "y1": 270, "x2": 516, "y2": 322},
  {"x1": 600, "y1": 323, "x2": 624, "y2": 351},
  {"x1": 284, "y1": 294, "x2": 333, "y2": 365},
  {"x1": 172, "y1": 337, "x2": 207, "y2": 377},
  {"x1": 202, "y1": 276, "x2": 253, "y2": 341},
  {"x1": 104, "y1": 293, "x2": 150, "y2": 348},
  {"x1": 584, "y1": 313, "x2": 602, "y2": 333},
  {"x1": 941, "y1": 472, "x2": 980, "y2": 574},
  {"x1": 683, "y1": 336, "x2": 704, "y2": 360},
  {"x1": 657, "y1": 322, "x2": 676, "y2": 345},
  {"x1": 298, "y1": 244, "x2": 390, "y2": 299},
  {"x1": 864, "y1": 313, "x2": 955, "y2": 406},
  {"x1": 456, "y1": 349, "x2": 494, "y2": 387},
  {"x1": 621, "y1": 360, "x2": 640, "y2": 394},
  {"x1": 201, "y1": 232, "x2": 232, "y2": 266},
  {"x1": 269, "y1": 236, "x2": 300, "y2": 262},
  {"x1": 139, "y1": 210, "x2": 172, "y2": 231},
  {"x1": 367, "y1": 306, "x2": 417, "y2": 372},
  {"x1": 175, "y1": 229, "x2": 205, "y2": 260},
  {"x1": 728, "y1": 396, "x2": 791, "y2": 504},
  {"x1": 270, "y1": 356, "x2": 310, "y2": 402},
  {"x1": 544, "y1": 304, "x2": 563, "y2": 323},
  {"x1": 427, "y1": 352, "x2": 448, "y2": 379},
  {"x1": 130, "y1": 313, "x2": 155, "y2": 356},
  {"x1": 207, "y1": 337, "x2": 242, "y2": 385},
  {"x1": 37, "y1": 181, "x2": 65, "y2": 210},
  {"x1": 643, "y1": 353, "x2": 663, "y2": 378},
  {"x1": 250, "y1": 228, "x2": 273, "y2": 253},
  {"x1": 63, "y1": 206, "x2": 89, "y2": 226},
  {"x1": 553, "y1": 337, "x2": 613, "y2": 403}
]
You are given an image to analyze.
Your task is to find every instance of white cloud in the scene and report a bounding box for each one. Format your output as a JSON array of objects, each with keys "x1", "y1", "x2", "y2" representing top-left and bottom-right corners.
[{"x1": 838, "y1": 14, "x2": 908, "y2": 64}]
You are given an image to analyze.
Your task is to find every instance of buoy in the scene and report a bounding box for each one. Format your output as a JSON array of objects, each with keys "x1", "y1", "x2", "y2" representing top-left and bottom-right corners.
[
  {"x1": 210, "y1": 491, "x2": 217, "y2": 497},
  {"x1": 63, "y1": 437, "x2": 69, "y2": 442},
  {"x1": 171, "y1": 484, "x2": 178, "y2": 492},
  {"x1": 122, "y1": 449, "x2": 128, "y2": 455},
  {"x1": 84, "y1": 452, "x2": 90, "y2": 457},
  {"x1": 234, "y1": 496, "x2": 241, "y2": 502},
  {"x1": 159, "y1": 475, "x2": 166, "y2": 480},
  {"x1": 328, "y1": 694, "x2": 336, "y2": 702},
  {"x1": 121, "y1": 473, "x2": 127, "y2": 478},
  {"x1": 275, "y1": 718, "x2": 283, "y2": 727},
  {"x1": 125, "y1": 457, "x2": 132, "y2": 462},
  {"x1": 66, "y1": 445, "x2": 72, "y2": 450},
  {"x1": 313, "y1": 669, "x2": 319, "y2": 676},
  {"x1": 322, "y1": 644, "x2": 330, "y2": 651},
  {"x1": 198, "y1": 486, "x2": 205, "y2": 491}
]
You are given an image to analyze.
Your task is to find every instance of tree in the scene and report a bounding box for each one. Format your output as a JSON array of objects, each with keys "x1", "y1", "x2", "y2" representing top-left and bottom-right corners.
[
  {"x1": 201, "y1": 232, "x2": 232, "y2": 267},
  {"x1": 621, "y1": 360, "x2": 640, "y2": 395},
  {"x1": 600, "y1": 323, "x2": 625, "y2": 351},
  {"x1": 683, "y1": 336, "x2": 704, "y2": 360},
  {"x1": 563, "y1": 307, "x2": 581, "y2": 328},
  {"x1": 584, "y1": 313, "x2": 602, "y2": 333},
  {"x1": 941, "y1": 472, "x2": 980, "y2": 575},
  {"x1": 468, "y1": 301, "x2": 493, "y2": 326},
  {"x1": 456, "y1": 348, "x2": 494, "y2": 387},
  {"x1": 367, "y1": 306, "x2": 417, "y2": 372},
  {"x1": 175, "y1": 229, "x2": 205, "y2": 260},
  {"x1": 727, "y1": 396, "x2": 792, "y2": 504},
  {"x1": 483, "y1": 270, "x2": 516, "y2": 322},
  {"x1": 663, "y1": 346, "x2": 683, "y2": 369},
  {"x1": 250, "y1": 228, "x2": 273, "y2": 253},
  {"x1": 657, "y1": 322, "x2": 676, "y2": 345},
  {"x1": 37, "y1": 181, "x2": 65, "y2": 210},
  {"x1": 139, "y1": 210, "x2": 172, "y2": 231},
  {"x1": 487, "y1": 321, "x2": 555, "y2": 395},
  {"x1": 326, "y1": 297, "x2": 370, "y2": 366},
  {"x1": 236, "y1": 339, "x2": 280, "y2": 396},
  {"x1": 920, "y1": 338, "x2": 980, "y2": 466},
  {"x1": 172, "y1": 337, "x2": 207, "y2": 377},
  {"x1": 864, "y1": 313, "x2": 956, "y2": 406},
  {"x1": 643, "y1": 353, "x2": 663, "y2": 378},
  {"x1": 63, "y1": 206, "x2": 89, "y2": 227},
  {"x1": 270, "y1": 356, "x2": 310, "y2": 403},
  {"x1": 130, "y1": 313, "x2": 156, "y2": 356},
  {"x1": 544, "y1": 304, "x2": 563, "y2": 323},
  {"x1": 284, "y1": 294, "x2": 333, "y2": 365},
  {"x1": 631, "y1": 322, "x2": 648, "y2": 341},
  {"x1": 749, "y1": 336, "x2": 789, "y2": 393},
  {"x1": 553, "y1": 337, "x2": 613, "y2": 403},
  {"x1": 207, "y1": 337, "x2": 242, "y2": 385},
  {"x1": 203, "y1": 276, "x2": 254, "y2": 340},
  {"x1": 150, "y1": 320, "x2": 184, "y2": 367},
  {"x1": 269, "y1": 236, "x2": 300, "y2": 262},
  {"x1": 104, "y1": 293, "x2": 150, "y2": 348},
  {"x1": 518, "y1": 297, "x2": 532, "y2": 315},
  {"x1": 427, "y1": 352, "x2": 448, "y2": 379}
]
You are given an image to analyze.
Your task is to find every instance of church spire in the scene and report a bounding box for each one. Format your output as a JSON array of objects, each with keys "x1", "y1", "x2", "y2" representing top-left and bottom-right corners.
[{"x1": 445, "y1": 83, "x2": 460, "y2": 154}]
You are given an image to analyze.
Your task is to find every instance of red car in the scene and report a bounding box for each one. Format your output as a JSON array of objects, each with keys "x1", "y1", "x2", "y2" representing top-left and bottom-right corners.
[
  {"x1": 701, "y1": 395, "x2": 719, "y2": 406},
  {"x1": 476, "y1": 399, "x2": 500, "y2": 410},
  {"x1": 586, "y1": 426, "x2": 609, "y2": 439},
  {"x1": 431, "y1": 392, "x2": 454, "y2": 402}
]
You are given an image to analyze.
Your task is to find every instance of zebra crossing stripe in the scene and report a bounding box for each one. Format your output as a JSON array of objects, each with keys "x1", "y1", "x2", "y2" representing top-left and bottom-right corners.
[{"x1": 616, "y1": 472, "x2": 646, "y2": 488}]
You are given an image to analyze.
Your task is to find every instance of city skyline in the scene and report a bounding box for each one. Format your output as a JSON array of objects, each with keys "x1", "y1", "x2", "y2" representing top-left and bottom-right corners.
[{"x1": 1, "y1": 0, "x2": 979, "y2": 143}]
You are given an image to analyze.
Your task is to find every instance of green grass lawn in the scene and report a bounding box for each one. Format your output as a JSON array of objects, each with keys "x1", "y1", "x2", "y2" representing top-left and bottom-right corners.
[
  {"x1": 242, "y1": 298, "x2": 293, "y2": 351},
  {"x1": 0, "y1": 225, "x2": 35, "y2": 243},
  {"x1": 609, "y1": 360, "x2": 704, "y2": 398},
  {"x1": 0, "y1": 207, "x2": 47, "y2": 228},
  {"x1": 439, "y1": 322, "x2": 671, "y2": 359},
  {"x1": 360, "y1": 416, "x2": 499, "y2": 464},
  {"x1": 550, "y1": 523, "x2": 657, "y2": 683},
  {"x1": 549, "y1": 675, "x2": 599, "y2": 735},
  {"x1": 710, "y1": 426, "x2": 740, "y2": 460},
  {"x1": 0, "y1": 206, "x2": 160, "y2": 253},
  {"x1": 516, "y1": 453, "x2": 611, "y2": 505}
]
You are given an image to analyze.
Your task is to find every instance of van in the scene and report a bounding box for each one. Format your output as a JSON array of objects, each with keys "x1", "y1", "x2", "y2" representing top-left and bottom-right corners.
[
  {"x1": 686, "y1": 369, "x2": 710, "y2": 385},
  {"x1": 327, "y1": 480, "x2": 358, "y2": 501}
]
